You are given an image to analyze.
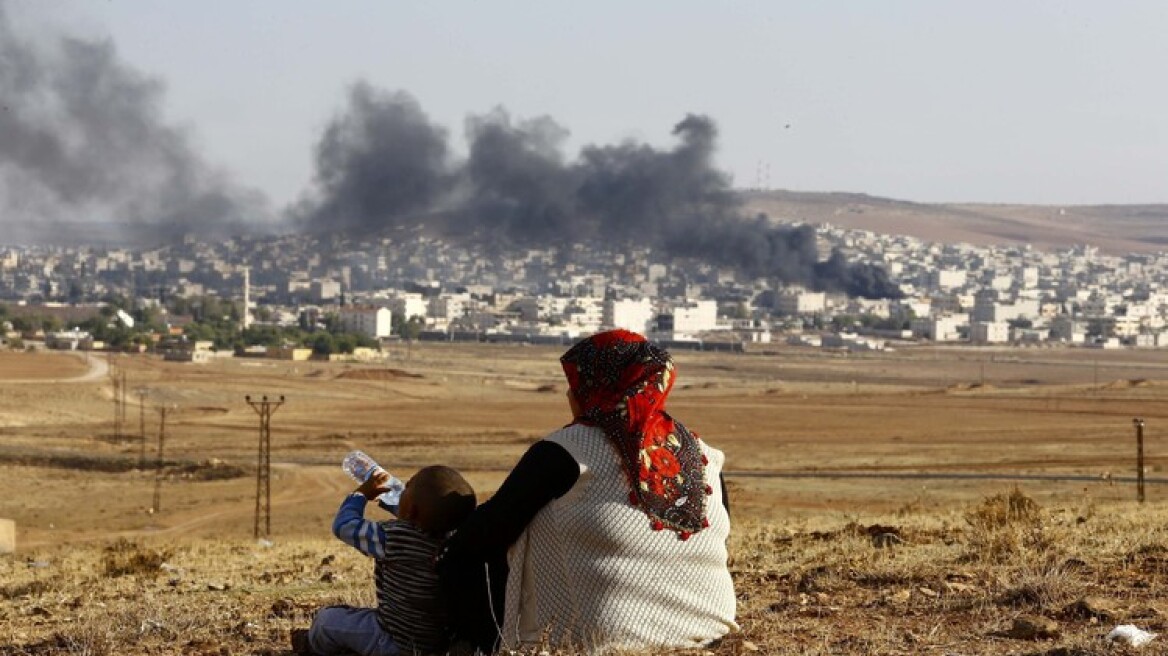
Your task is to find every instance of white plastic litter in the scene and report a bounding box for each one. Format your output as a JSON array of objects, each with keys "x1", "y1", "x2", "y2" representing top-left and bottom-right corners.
[{"x1": 1106, "y1": 624, "x2": 1157, "y2": 647}]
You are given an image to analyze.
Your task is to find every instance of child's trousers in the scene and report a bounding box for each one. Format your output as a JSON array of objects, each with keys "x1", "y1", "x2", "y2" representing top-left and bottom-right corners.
[{"x1": 308, "y1": 605, "x2": 400, "y2": 656}]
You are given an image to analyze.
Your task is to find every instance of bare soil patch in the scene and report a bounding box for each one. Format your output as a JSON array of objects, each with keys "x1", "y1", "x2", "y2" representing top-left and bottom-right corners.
[
  {"x1": 335, "y1": 368, "x2": 424, "y2": 381},
  {"x1": 0, "y1": 351, "x2": 89, "y2": 380}
]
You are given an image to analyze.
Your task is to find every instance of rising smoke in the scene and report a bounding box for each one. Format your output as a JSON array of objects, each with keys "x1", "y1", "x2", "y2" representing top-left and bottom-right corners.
[
  {"x1": 298, "y1": 83, "x2": 451, "y2": 234},
  {"x1": 0, "y1": 1, "x2": 269, "y2": 242},
  {"x1": 299, "y1": 85, "x2": 901, "y2": 298},
  {"x1": 0, "y1": 1, "x2": 899, "y2": 298}
]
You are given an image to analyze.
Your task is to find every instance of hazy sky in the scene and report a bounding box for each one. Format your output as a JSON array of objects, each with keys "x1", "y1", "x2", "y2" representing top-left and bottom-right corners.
[{"x1": 9, "y1": 1, "x2": 1168, "y2": 208}]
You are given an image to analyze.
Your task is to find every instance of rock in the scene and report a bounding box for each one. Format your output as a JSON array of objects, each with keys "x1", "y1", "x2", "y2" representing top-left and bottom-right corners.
[
  {"x1": 206, "y1": 582, "x2": 230, "y2": 591},
  {"x1": 918, "y1": 586, "x2": 939, "y2": 598},
  {"x1": 320, "y1": 554, "x2": 336, "y2": 566},
  {"x1": 888, "y1": 589, "x2": 912, "y2": 605},
  {"x1": 944, "y1": 582, "x2": 977, "y2": 595},
  {"x1": 319, "y1": 571, "x2": 337, "y2": 583},
  {"x1": 1002, "y1": 615, "x2": 1060, "y2": 640},
  {"x1": 741, "y1": 640, "x2": 761, "y2": 652},
  {"x1": 270, "y1": 598, "x2": 297, "y2": 618}
]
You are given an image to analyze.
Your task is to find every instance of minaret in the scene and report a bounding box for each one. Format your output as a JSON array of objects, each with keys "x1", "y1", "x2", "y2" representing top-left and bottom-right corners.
[{"x1": 242, "y1": 266, "x2": 252, "y2": 331}]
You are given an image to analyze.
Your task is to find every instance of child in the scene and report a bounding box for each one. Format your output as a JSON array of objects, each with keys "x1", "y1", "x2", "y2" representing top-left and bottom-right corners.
[{"x1": 295, "y1": 465, "x2": 477, "y2": 656}]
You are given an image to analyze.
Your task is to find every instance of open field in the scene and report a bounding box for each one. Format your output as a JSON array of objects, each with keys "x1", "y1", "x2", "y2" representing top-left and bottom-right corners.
[
  {"x1": 2, "y1": 343, "x2": 1167, "y2": 654},
  {"x1": 0, "y1": 352, "x2": 91, "y2": 381}
]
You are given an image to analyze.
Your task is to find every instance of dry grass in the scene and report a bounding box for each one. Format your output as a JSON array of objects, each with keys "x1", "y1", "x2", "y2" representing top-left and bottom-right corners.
[
  {"x1": 2, "y1": 491, "x2": 1167, "y2": 655},
  {"x1": 3, "y1": 346, "x2": 1168, "y2": 653},
  {"x1": 0, "y1": 351, "x2": 89, "y2": 380}
]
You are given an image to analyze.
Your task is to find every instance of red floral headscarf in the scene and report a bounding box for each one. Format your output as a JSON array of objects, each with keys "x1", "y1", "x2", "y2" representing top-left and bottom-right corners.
[{"x1": 561, "y1": 329, "x2": 710, "y2": 538}]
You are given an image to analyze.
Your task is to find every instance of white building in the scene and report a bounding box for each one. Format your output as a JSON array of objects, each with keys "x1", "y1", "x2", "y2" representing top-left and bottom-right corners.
[
  {"x1": 913, "y1": 314, "x2": 966, "y2": 342},
  {"x1": 1019, "y1": 266, "x2": 1039, "y2": 288},
  {"x1": 388, "y1": 293, "x2": 428, "y2": 320},
  {"x1": 312, "y1": 279, "x2": 342, "y2": 302},
  {"x1": 45, "y1": 329, "x2": 92, "y2": 350},
  {"x1": 565, "y1": 297, "x2": 604, "y2": 331},
  {"x1": 932, "y1": 269, "x2": 967, "y2": 291},
  {"x1": 671, "y1": 300, "x2": 718, "y2": 336},
  {"x1": 776, "y1": 291, "x2": 826, "y2": 316},
  {"x1": 429, "y1": 293, "x2": 471, "y2": 320},
  {"x1": 338, "y1": 306, "x2": 392, "y2": 338},
  {"x1": 604, "y1": 298, "x2": 654, "y2": 334},
  {"x1": 971, "y1": 321, "x2": 1010, "y2": 344},
  {"x1": 1049, "y1": 316, "x2": 1087, "y2": 344}
]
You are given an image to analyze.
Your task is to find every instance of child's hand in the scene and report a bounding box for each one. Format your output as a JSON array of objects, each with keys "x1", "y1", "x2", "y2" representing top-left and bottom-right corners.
[{"x1": 356, "y1": 469, "x2": 390, "y2": 501}]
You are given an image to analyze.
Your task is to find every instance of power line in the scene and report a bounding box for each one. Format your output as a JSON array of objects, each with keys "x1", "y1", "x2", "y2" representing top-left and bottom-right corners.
[
  {"x1": 108, "y1": 355, "x2": 121, "y2": 440},
  {"x1": 120, "y1": 370, "x2": 128, "y2": 439},
  {"x1": 138, "y1": 390, "x2": 147, "y2": 468},
  {"x1": 1133, "y1": 418, "x2": 1147, "y2": 503},
  {"x1": 246, "y1": 394, "x2": 285, "y2": 539},
  {"x1": 152, "y1": 406, "x2": 169, "y2": 514}
]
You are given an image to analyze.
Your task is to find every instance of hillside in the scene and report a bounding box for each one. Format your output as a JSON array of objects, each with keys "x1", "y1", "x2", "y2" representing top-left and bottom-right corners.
[{"x1": 742, "y1": 190, "x2": 1168, "y2": 255}]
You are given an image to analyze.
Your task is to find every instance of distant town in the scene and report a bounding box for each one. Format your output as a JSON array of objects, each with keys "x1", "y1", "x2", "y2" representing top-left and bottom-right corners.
[{"x1": 1, "y1": 220, "x2": 1164, "y2": 359}]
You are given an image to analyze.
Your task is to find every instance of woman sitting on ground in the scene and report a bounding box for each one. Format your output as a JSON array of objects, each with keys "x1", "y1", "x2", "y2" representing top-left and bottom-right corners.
[{"x1": 439, "y1": 329, "x2": 737, "y2": 653}]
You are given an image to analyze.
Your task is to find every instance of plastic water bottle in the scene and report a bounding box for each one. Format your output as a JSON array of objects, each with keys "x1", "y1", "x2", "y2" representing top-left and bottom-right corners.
[{"x1": 341, "y1": 450, "x2": 405, "y2": 513}]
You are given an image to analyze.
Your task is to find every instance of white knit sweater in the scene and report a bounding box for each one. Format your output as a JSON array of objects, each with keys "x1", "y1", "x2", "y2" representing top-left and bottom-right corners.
[{"x1": 502, "y1": 423, "x2": 738, "y2": 653}]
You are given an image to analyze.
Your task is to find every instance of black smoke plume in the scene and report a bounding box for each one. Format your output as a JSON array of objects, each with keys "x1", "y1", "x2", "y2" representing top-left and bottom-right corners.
[
  {"x1": 0, "y1": 1, "x2": 268, "y2": 242},
  {"x1": 300, "y1": 85, "x2": 901, "y2": 298},
  {"x1": 298, "y1": 83, "x2": 451, "y2": 233}
]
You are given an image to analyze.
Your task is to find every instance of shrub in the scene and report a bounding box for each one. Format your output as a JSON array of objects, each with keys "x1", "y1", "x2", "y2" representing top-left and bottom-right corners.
[
  {"x1": 102, "y1": 539, "x2": 172, "y2": 578},
  {"x1": 963, "y1": 487, "x2": 1050, "y2": 562}
]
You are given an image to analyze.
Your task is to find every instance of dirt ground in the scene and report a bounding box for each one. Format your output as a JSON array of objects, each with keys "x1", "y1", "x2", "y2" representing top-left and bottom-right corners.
[
  {"x1": 0, "y1": 351, "x2": 90, "y2": 380},
  {"x1": 4, "y1": 342, "x2": 1168, "y2": 655},
  {"x1": 0, "y1": 342, "x2": 1164, "y2": 548}
]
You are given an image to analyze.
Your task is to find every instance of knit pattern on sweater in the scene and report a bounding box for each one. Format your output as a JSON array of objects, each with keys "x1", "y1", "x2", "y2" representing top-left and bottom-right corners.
[{"x1": 502, "y1": 423, "x2": 737, "y2": 652}]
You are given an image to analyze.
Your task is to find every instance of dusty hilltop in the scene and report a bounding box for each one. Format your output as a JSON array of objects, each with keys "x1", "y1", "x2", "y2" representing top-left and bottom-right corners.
[{"x1": 1, "y1": 343, "x2": 1167, "y2": 654}]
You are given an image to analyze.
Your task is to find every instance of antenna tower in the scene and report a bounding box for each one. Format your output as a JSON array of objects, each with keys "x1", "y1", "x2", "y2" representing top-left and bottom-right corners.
[{"x1": 246, "y1": 395, "x2": 285, "y2": 538}]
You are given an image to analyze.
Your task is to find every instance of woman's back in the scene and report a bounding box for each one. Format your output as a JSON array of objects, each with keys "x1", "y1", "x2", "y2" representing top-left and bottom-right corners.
[{"x1": 503, "y1": 423, "x2": 737, "y2": 652}]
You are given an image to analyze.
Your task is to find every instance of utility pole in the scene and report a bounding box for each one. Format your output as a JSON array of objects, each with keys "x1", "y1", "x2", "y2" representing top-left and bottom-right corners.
[
  {"x1": 1133, "y1": 418, "x2": 1147, "y2": 503},
  {"x1": 246, "y1": 395, "x2": 285, "y2": 539},
  {"x1": 138, "y1": 391, "x2": 147, "y2": 467},
  {"x1": 120, "y1": 369, "x2": 128, "y2": 439},
  {"x1": 109, "y1": 357, "x2": 121, "y2": 440},
  {"x1": 152, "y1": 406, "x2": 169, "y2": 513}
]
